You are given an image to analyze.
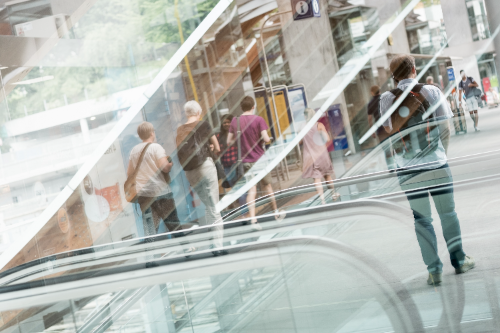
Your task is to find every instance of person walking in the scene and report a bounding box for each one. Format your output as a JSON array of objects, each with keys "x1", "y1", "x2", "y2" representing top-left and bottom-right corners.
[
  {"x1": 458, "y1": 70, "x2": 481, "y2": 131},
  {"x1": 426, "y1": 76, "x2": 442, "y2": 91},
  {"x1": 301, "y1": 108, "x2": 339, "y2": 204},
  {"x1": 380, "y1": 54, "x2": 475, "y2": 286},
  {"x1": 216, "y1": 114, "x2": 238, "y2": 188},
  {"x1": 127, "y1": 122, "x2": 180, "y2": 236},
  {"x1": 227, "y1": 96, "x2": 278, "y2": 229},
  {"x1": 176, "y1": 101, "x2": 224, "y2": 253}
]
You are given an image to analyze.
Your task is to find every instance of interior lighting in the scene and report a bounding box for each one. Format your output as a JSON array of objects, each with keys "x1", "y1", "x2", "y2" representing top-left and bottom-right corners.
[{"x1": 90, "y1": 117, "x2": 96, "y2": 120}]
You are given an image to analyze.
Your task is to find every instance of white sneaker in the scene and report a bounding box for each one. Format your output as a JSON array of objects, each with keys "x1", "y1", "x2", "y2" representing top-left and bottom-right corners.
[
  {"x1": 476, "y1": 127, "x2": 481, "y2": 132},
  {"x1": 455, "y1": 255, "x2": 475, "y2": 274}
]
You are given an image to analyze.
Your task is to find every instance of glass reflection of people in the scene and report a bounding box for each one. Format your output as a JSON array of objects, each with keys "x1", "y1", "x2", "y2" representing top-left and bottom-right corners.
[
  {"x1": 487, "y1": 87, "x2": 500, "y2": 107},
  {"x1": 426, "y1": 76, "x2": 442, "y2": 91},
  {"x1": 380, "y1": 55, "x2": 475, "y2": 286},
  {"x1": 367, "y1": 85, "x2": 384, "y2": 142},
  {"x1": 216, "y1": 114, "x2": 238, "y2": 188},
  {"x1": 127, "y1": 122, "x2": 180, "y2": 236},
  {"x1": 458, "y1": 70, "x2": 480, "y2": 131},
  {"x1": 176, "y1": 101, "x2": 224, "y2": 253},
  {"x1": 227, "y1": 96, "x2": 278, "y2": 230},
  {"x1": 301, "y1": 108, "x2": 339, "y2": 204}
]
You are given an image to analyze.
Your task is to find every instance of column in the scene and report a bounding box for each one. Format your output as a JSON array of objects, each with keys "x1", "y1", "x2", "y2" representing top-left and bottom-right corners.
[{"x1": 485, "y1": 0, "x2": 500, "y2": 77}]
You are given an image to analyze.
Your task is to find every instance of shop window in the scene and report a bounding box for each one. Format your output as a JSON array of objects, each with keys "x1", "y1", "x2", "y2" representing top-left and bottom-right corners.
[{"x1": 466, "y1": 0, "x2": 491, "y2": 41}]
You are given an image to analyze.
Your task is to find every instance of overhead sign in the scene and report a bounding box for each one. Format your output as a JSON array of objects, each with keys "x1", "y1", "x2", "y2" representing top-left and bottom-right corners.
[
  {"x1": 292, "y1": 0, "x2": 320, "y2": 21},
  {"x1": 447, "y1": 67, "x2": 455, "y2": 81}
]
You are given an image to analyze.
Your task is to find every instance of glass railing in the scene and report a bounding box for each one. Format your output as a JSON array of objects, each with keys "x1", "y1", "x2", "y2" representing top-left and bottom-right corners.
[
  {"x1": 1, "y1": 0, "x2": 500, "y2": 330},
  {"x1": 0, "y1": 191, "x2": 497, "y2": 331}
]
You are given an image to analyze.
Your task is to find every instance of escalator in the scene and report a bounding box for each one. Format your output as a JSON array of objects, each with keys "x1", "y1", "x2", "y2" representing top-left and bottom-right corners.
[
  {"x1": 2, "y1": 133, "x2": 500, "y2": 332},
  {"x1": 0, "y1": 197, "x2": 422, "y2": 333}
]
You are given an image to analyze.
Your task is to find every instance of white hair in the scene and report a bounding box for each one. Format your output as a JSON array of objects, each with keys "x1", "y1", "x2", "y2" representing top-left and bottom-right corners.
[
  {"x1": 426, "y1": 76, "x2": 434, "y2": 83},
  {"x1": 184, "y1": 100, "x2": 202, "y2": 117}
]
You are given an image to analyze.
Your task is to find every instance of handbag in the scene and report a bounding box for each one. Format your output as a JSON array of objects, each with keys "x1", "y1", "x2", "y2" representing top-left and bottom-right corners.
[
  {"x1": 473, "y1": 87, "x2": 483, "y2": 97},
  {"x1": 162, "y1": 156, "x2": 172, "y2": 184},
  {"x1": 211, "y1": 151, "x2": 226, "y2": 180},
  {"x1": 124, "y1": 143, "x2": 152, "y2": 203}
]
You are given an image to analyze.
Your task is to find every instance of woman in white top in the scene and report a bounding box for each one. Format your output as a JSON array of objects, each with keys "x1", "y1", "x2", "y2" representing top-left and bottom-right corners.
[{"x1": 127, "y1": 122, "x2": 180, "y2": 235}]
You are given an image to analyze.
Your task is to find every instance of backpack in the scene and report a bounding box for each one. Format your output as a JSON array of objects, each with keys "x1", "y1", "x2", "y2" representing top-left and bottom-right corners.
[
  {"x1": 177, "y1": 122, "x2": 209, "y2": 171},
  {"x1": 389, "y1": 84, "x2": 440, "y2": 159}
]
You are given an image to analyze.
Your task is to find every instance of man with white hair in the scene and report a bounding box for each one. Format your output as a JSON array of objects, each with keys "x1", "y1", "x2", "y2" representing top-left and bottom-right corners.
[{"x1": 176, "y1": 100, "x2": 225, "y2": 255}]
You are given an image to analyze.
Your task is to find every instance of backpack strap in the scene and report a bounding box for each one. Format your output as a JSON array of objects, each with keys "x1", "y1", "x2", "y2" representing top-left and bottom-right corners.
[{"x1": 390, "y1": 88, "x2": 403, "y2": 97}]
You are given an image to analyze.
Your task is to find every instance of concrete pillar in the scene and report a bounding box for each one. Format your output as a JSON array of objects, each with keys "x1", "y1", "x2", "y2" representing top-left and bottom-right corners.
[
  {"x1": 440, "y1": 0, "x2": 473, "y2": 47},
  {"x1": 365, "y1": 0, "x2": 411, "y2": 54},
  {"x1": 274, "y1": 0, "x2": 355, "y2": 152},
  {"x1": 485, "y1": 0, "x2": 500, "y2": 77}
]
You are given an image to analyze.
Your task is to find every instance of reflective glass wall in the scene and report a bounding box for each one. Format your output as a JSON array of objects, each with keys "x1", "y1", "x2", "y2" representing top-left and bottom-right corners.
[{"x1": 2, "y1": 0, "x2": 500, "y2": 330}]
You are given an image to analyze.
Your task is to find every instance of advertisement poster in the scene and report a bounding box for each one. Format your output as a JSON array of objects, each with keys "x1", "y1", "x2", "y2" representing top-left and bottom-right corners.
[
  {"x1": 288, "y1": 86, "x2": 307, "y2": 134},
  {"x1": 327, "y1": 104, "x2": 348, "y2": 151},
  {"x1": 268, "y1": 89, "x2": 293, "y2": 140},
  {"x1": 254, "y1": 89, "x2": 275, "y2": 139}
]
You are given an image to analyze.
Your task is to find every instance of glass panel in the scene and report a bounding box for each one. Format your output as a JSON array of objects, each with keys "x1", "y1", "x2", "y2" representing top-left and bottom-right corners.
[{"x1": 0, "y1": 0, "x2": 499, "y2": 331}]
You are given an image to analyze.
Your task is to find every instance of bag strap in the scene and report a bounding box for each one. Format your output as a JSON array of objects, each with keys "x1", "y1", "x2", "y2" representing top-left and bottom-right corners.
[
  {"x1": 237, "y1": 117, "x2": 242, "y2": 164},
  {"x1": 131, "y1": 143, "x2": 152, "y2": 178}
]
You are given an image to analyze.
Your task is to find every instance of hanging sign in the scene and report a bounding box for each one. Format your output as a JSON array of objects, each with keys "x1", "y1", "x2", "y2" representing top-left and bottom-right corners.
[{"x1": 292, "y1": 0, "x2": 320, "y2": 21}]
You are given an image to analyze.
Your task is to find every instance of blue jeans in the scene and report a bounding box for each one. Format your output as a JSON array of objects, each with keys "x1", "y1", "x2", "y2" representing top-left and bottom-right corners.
[
  {"x1": 224, "y1": 166, "x2": 247, "y2": 205},
  {"x1": 224, "y1": 166, "x2": 238, "y2": 187},
  {"x1": 398, "y1": 163, "x2": 466, "y2": 273}
]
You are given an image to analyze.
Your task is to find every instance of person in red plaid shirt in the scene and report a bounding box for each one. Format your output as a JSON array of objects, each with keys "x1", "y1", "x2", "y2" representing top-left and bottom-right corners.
[{"x1": 216, "y1": 114, "x2": 238, "y2": 187}]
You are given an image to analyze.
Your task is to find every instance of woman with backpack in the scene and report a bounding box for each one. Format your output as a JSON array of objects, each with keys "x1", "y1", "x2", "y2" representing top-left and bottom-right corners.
[{"x1": 176, "y1": 101, "x2": 224, "y2": 254}]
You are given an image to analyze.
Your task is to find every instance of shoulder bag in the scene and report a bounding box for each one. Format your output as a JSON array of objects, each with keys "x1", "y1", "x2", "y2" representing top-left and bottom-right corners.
[
  {"x1": 124, "y1": 143, "x2": 152, "y2": 203},
  {"x1": 236, "y1": 117, "x2": 245, "y2": 180}
]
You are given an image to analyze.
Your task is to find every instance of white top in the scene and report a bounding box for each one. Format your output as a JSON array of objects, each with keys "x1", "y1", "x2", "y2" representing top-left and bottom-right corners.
[
  {"x1": 379, "y1": 78, "x2": 453, "y2": 170},
  {"x1": 129, "y1": 142, "x2": 171, "y2": 197}
]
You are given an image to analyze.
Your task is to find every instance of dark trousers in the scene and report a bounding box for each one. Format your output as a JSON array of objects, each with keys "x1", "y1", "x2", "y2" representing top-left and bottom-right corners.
[
  {"x1": 137, "y1": 193, "x2": 180, "y2": 236},
  {"x1": 398, "y1": 163, "x2": 466, "y2": 273}
]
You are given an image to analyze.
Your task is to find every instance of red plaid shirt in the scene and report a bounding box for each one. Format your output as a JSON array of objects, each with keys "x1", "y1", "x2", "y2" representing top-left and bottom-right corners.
[{"x1": 216, "y1": 133, "x2": 238, "y2": 167}]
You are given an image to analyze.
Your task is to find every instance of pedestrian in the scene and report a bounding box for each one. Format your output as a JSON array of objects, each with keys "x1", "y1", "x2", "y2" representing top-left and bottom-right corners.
[
  {"x1": 301, "y1": 108, "x2": 339, "y2": 204},
  {"x1": 127, "y1": 122, "x2": 180, "y2": 236},
  {"x1": 216, "y1": 114, "x2": 238, "y2": 188},
  {"x1": 227, "y1": 96, "x2": 278, "y2": 230},
  {"x1": 458, "y1": 70, "x2": 481, "y2": 131},
  {"x1": 380, "y1": 54, "x2": 475, "y2": 286},
  {"x1": 487, "y1": 87, "x2": 500, "y2": 107},
  {"x1": 176, "y1": 101, "x2": 224, "y2": 254},
  {"x1": 426, "y1": 76, "x2": 442, "y2": 91}
]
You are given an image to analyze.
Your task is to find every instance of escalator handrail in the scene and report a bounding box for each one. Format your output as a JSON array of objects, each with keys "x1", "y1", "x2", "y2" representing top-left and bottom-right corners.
[
  {"x1": 223, "y1": 148, "x2": 500, "y2": 220},
  {"x1": 0, "y1": 236, "x2": 425, "y2": 333},
  {"x1": 0, "y1": 199, "x2": 412, "y2": 288},
  {"x1": 4, "y1": 148, "x2": 499, "y2": 286},
  {"x1": 4, "y1": 144, "x2": 500, "y2": 288}
]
